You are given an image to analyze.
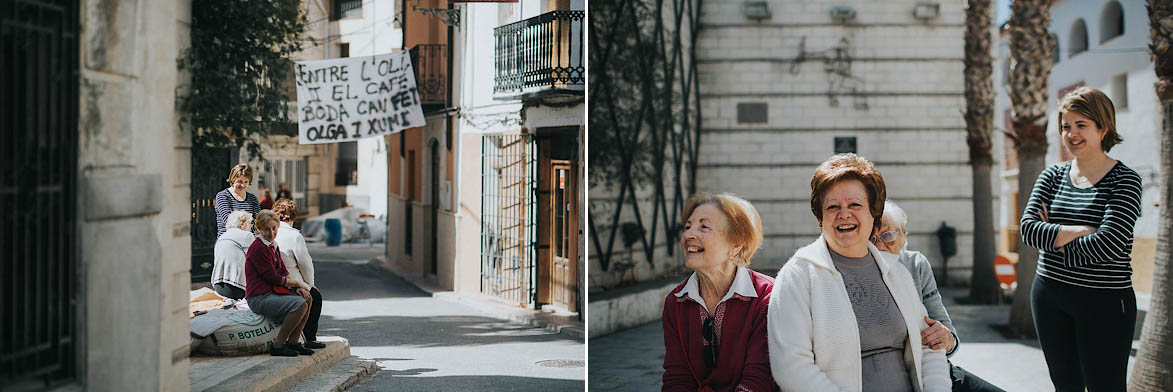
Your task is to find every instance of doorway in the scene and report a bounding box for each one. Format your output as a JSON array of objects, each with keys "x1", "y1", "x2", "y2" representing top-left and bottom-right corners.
[{"x1": 536, "y1": 130, "x2": 579, "y2": 311}]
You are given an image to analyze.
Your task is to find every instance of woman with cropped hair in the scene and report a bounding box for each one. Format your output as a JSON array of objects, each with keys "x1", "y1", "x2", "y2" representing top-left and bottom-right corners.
[
  {"x1": 272, "y1": 199, "x2": 325, "y2": 349},
  {"x1": 768, "y1": 153, "x2": 950, "y2": 392},
  {"x1": 215, "y1": 163, "x2": 261, "y2": 238},
  {"x1": 211, "y1": 210, "x2": 255, "y2": 301},
  {"x1": 1019, "y1": 87, "x2": 1142, "y2": 391},
  {"x1": 662, "y1": 192, "x2": 774, "y2": 392},
  {"x1": 873, "y1": 201, "x2": 1004, "y2": 392}
]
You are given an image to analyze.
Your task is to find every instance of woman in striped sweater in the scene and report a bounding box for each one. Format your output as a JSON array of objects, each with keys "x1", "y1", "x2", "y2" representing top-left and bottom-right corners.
[
  {"x1": 1019, "y1": 87, "x2": 1142, "y2": 392},
  {"x1": 216, "y1": 163, "x2": 261, "y2": 238}
]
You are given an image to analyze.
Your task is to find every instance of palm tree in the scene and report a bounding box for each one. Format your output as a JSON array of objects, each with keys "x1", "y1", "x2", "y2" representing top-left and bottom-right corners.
[
  {"x1": 1006, "y1": 0, "x2": 1055, "y2": 336},
  {"x1": 965, "y1": 0, "x2": 999, "y2": 304},
  {"x1": 1129, "y1": 2, "x2": 1173, "y2": 390}
]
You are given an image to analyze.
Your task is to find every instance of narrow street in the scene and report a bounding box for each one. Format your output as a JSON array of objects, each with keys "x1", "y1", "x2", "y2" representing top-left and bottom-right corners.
[{"x1": 307, "y1": 244, "x2": 585, "y2": 391}]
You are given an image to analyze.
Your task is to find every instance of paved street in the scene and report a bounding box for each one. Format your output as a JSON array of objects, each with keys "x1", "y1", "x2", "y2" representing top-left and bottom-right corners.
[
  {"x1": 308, "y1": 244, "x2": 586, "y2": 391},
  {"x1": 589, "y1": 287, "x2": 1138, "y2": 392}
]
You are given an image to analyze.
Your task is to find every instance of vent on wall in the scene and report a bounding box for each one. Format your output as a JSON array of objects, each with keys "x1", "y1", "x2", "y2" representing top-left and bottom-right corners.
[{"x1": 737, "y1": 102, "x2": 768, "y2": 124}]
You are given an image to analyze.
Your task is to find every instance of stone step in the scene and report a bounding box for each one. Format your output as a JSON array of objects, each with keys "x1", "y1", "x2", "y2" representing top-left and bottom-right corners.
[
  {"x1": 288, "y1": 356, "x2": 378, "y2": 392},
  {"x1": 190, "y1": 336, "x2": 350, "y2": 392}
]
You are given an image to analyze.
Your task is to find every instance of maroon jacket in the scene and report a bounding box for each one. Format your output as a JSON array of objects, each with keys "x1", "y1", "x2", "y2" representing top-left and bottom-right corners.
[
  {"x1": 662, "y1": 269, "x2": 776, "y2": 392},
  {"x1": 244, "y1": 237, "x2": 289, "y2": 298}
]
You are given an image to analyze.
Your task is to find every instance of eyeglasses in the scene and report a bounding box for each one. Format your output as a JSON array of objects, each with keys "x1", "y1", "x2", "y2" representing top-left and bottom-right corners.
[
  {"x1": 703, "y1": 317, "x2": 718, "y2": 368},
  {"x1": 872, "y1": 230, "x2": 900, "y2": 243}
]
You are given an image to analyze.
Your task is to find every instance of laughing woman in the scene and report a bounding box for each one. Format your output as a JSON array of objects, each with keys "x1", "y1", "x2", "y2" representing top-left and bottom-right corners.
[
  {"x1": 662, "y1": 193, "x2": 774, "y2": 392},
  {"x1": 1019, "y1": 87, "x2": 1142, "y2": 392},
  {"x1": 768, "y1": 153, "x2": 949, "y2": 392}
]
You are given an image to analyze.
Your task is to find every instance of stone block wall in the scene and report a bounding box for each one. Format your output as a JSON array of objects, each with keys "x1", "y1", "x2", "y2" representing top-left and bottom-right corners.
[
  {"x1": 694, "y1": 0, "x2": 975, "y2": 283},
  {"x1": 78, "y1": 0, "x2": 191, "y2": 390}
]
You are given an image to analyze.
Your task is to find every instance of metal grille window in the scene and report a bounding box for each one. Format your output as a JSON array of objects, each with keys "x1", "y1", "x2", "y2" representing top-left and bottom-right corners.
[
  {"x1": 410, "y1": 44, "x2": 449, "y2": 108},
  {"x1": 493, "y1": 11, "x2": 585, "y2": 98},
  {"x1": 481, "y1": 134, "x2": 537, "y2": 306},
  {"x1": 262, "y1": 158, "x2": 309, "y2": 213},
  {"x1": 1, "y1": 0, "x2": 81, "y2": 387},
  {"x1": 332, "y1": 0, "x2": 363, "y2": 20}
]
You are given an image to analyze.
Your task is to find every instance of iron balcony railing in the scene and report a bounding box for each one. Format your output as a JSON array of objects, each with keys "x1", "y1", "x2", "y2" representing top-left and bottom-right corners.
[
  {"x1": 493, "y1": 11, "x2": 585, "y2": 99},
  {"x1": 409, "y1": 44, "x2": 448, "y2": 108}
]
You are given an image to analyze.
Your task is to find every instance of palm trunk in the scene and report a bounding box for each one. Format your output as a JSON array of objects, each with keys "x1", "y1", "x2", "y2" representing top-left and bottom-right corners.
[
  {"x1": 1005, "y1": 0, "x2": 1053, "y2": 336},
  {"x1": 965, "y1": 0, "x2": 999, "y2": 303},
  {"x1": 1129, "y1": 3, "x2": 1173, "y2": 388},
  {"x1": 970, "y1": 162, "x2": 999, "y2": 302},
  {"x1": 1010, "y1": 147, "x2": 1043, "y2": 337}
]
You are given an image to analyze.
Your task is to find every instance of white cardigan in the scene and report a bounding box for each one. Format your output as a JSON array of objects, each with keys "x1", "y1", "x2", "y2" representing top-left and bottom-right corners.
[
  {"x1": 767, "y1": 236, "x2": 950, "y2": 392},
  {"x1": 275, "y1": 221, "x2": 316, "y2": 288}
]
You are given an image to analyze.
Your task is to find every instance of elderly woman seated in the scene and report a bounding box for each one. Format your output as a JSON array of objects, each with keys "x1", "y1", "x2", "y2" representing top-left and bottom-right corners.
[
  {"x1": 768, "y1": 153, "x2": 950, "y2": 392},
  {"x1": 872, "y1": 201, "x2": 1005, "y2": 392},
  {"x1": 212, "y1": 210, "x2": 254, "y2": 301},
  {"x1": 662, "y1": 192, "x2": 774, "y2": 391}
]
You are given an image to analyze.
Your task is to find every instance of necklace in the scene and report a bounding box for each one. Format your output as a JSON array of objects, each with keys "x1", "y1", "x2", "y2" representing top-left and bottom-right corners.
[{"x1": 1074, "y1": 176, "x2": 1091, "y2": 186}]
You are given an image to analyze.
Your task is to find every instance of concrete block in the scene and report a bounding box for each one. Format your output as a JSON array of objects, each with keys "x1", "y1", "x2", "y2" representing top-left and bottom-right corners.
[
  {"x1": 84, "y1": 173, "x2": 162, "y2": 220},
  {"x1": 84, "y1": 220, "x2": 162, "y2": 391},
  {"x1": 80, "y1": 77, "x2": 135, "y2": 168},
  {"x1": 84, "y1": 0, "x2": 141, "y2": 76},
  {"x1": 588, "y1": 279, "x2": 682, "y2": 338}
]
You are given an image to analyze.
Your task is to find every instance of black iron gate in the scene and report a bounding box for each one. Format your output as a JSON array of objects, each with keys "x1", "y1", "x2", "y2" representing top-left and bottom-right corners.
[
  {"x1": 191, "y1": 146, "x2": 234, "y2": 282},
  {"x1": 1, "y1": 0, "x2": 82, "y2": 387}
]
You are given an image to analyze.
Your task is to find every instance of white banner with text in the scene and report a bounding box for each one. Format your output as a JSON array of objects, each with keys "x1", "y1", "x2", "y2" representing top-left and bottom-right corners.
[{"x1": 295, "y1": 51, "x2": 425, "y2": 144}]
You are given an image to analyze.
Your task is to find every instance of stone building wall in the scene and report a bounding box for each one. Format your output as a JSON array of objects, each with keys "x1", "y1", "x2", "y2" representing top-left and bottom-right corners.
[
  {"x1": 78, "y1": 0, "x2": 191, "y2": 390},
  {"x1": 694, "y1": 0, "x2": 975, "y2": 282}
]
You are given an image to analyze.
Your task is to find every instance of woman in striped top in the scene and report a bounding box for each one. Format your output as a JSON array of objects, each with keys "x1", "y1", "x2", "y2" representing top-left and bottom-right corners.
[
  {"x1": 1019, "y1": 87, "x2": 1142, "y2": 392},
  {"x1": 216, "y1": 163, "x2": 261, "y2": 237}
]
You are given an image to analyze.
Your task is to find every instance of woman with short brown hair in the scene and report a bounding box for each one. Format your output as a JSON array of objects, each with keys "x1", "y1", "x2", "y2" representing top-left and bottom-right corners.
[
  {"x1": 662, "y1": 192, "x2": 774, "y2": 391},
  {"x1": 768, "y1": 153, "x2": 949, "y2": 392},
  {"x1": 215, "y1": 163, "x2": 260, "y2": 237},
  {"x1": 1020, "y1": 87, "x2": 1142, "y2": 391}
]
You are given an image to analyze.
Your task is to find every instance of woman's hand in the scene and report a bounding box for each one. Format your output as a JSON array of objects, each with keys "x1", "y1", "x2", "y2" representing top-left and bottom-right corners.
[
  {"x1": 296, "y1": 287, "x2": 311, "y2": 300},
  {"x1": 1035, "y1": 202, "x2": 1050, "y2": 222},
  {"x1": 921, "y1": 316, "x2": 954, "y2": 352}
]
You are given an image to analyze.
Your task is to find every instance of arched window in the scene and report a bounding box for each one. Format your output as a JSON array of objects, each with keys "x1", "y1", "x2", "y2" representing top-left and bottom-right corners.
[
  {"x1": 1069, "y1": 18, "x2": 1088, "y2": 57},
  {"x1": 1100, "y1": 1, "x2": 1124, "y2": 43},
  {"x1": 1050, "y1": 33, "x2": 1060, "y2": 64}
]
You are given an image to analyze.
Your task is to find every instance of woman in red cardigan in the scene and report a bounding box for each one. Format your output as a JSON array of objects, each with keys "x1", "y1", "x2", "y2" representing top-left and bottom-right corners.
[
  {"x1": 245, "y1": 209, "x2": 315, "y2": 357},
  {"x1": 663, "y1": 192, "x2": 775, "y2": 392}
]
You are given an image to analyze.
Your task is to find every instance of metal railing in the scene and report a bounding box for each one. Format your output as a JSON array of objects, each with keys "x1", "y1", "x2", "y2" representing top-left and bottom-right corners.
[
  {"x1": 2, "y1": 0, "x2": 81, "y2": 387},
  {"x1": 409, "y1": 44, "x2": 448, "y2": 107},
  {"x1": 481, "y1": 134, "x2": 537, "y2": 306},
  {"x1": 493, "y1": 11, "x2": 585, "y2": 98}
]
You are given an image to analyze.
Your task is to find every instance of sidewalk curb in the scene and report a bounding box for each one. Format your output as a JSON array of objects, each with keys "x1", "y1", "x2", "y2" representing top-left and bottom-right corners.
[
  {"x1": 289, "y1": 356, "x2": 378, "y2": 392},
  {"x1": 369, "y1": 256, "x2": 585, "y2": 340},
  {"x1": 190, "y1": 337, "x2": 351, "y2": 392}
]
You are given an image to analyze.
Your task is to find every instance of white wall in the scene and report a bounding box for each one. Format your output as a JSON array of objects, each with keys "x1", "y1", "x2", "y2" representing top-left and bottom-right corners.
[{"x1": 339, "y1": 0, "x2": 402, "y2": 218}]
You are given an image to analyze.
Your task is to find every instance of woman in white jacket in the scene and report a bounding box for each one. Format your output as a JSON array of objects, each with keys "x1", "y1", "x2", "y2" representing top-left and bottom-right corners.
[
  {"x1": 272, "y1": 199, "x2": 326, "y2": 349},
  {"x1": 212, "y1": 210, "x2": 254, "y2": 301},
  {"x1": 767, "y1": 153, "x2": 950, "y2": 392}
]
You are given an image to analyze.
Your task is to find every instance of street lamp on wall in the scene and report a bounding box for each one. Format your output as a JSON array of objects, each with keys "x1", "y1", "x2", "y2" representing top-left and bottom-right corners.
[
  {"x1": 913, "y1": 2, "x2": 940, "y2": 20},
  {"x1": 829, "y1": 6, "x2": 855, "y2": 23},
  {"x1": 743, "y1": 0, "x2": 771, "y2": 20}
]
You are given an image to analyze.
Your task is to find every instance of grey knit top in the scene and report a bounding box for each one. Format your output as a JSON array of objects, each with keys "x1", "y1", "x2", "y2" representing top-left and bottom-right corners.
[{"x1": 830, "y1": 250, "x2": 914, "y2": 392}]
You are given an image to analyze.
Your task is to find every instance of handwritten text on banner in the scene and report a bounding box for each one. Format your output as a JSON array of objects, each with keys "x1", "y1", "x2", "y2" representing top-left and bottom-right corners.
[{"x1": 295, "y1": 51, "x2": 425, "y2": 144}]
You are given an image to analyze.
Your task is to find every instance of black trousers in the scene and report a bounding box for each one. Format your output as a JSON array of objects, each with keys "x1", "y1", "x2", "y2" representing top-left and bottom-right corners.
[
  {"x1": 1031, "y1": 275, "x2": 1136, "y2": 392},
  {"x1": 951, "y1": 364, "x2": 1004, "y2": 392},
  {"x1": 303, "y1": 287, "x2": 323, "y2": 342}
]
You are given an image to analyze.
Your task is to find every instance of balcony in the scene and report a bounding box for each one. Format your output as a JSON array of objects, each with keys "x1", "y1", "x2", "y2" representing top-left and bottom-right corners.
[
  {"x1": 410, "y1": 44, "x2": 449, "y2": 110},
  {"x1": 493, "y1": 11, "x2": 585, "y2": 100}
]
